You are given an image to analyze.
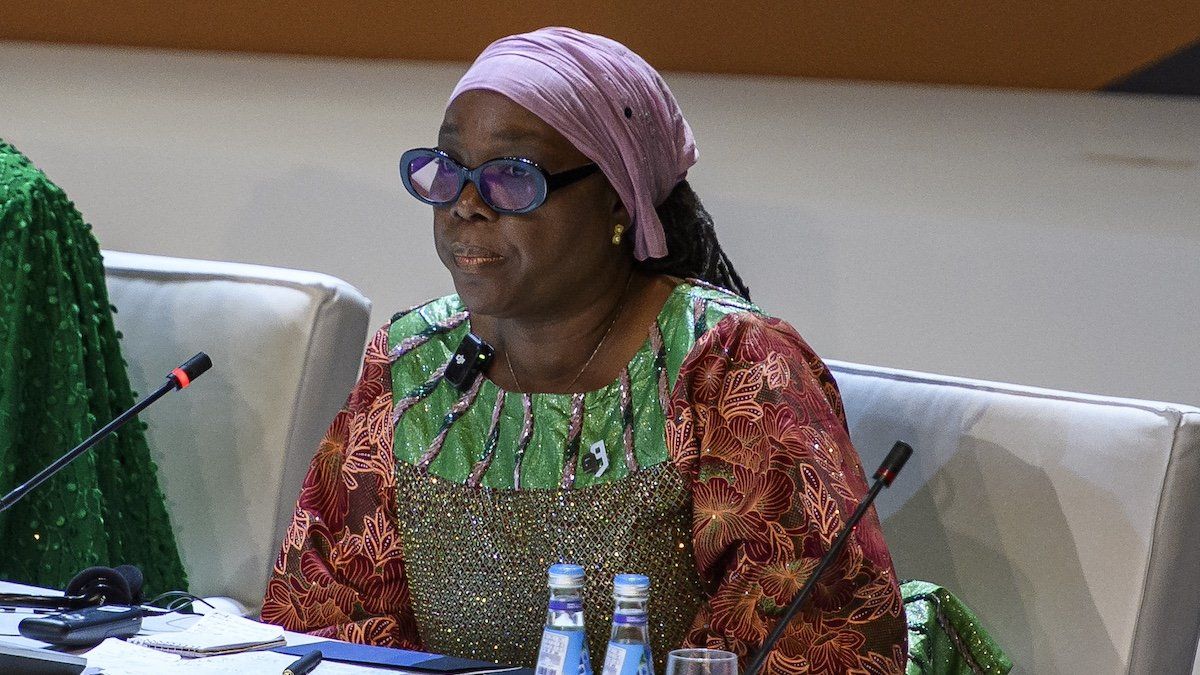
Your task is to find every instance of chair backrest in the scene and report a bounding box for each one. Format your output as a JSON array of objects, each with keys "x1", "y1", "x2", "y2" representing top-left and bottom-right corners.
[
  {"x1": 827, "y1": 360, "x2": 1200, "y2": 674},
  {"x1": 103, "y1": 250, "x2": 371, "y2": 608}
]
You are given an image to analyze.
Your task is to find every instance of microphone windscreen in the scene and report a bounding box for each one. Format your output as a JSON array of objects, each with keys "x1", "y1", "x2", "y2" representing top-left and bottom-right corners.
[
  {"x1": 873, "y1": 441, "x2": 913, "y2": 487},
  {"x1": 113, "y1": 565, "x2": 145, "y2": 603},
  {"x1": 179, "y1": 352, "x2": 212, "y2": 381}
]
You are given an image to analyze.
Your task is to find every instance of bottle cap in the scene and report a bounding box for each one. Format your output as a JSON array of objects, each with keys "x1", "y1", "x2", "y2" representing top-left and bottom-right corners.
[
  {"x1": 548, "y1": 563, "x2": 586, "y2": 588},
  {"x1": 613, "y1": 573, "x2": 650, "y2": 597}
]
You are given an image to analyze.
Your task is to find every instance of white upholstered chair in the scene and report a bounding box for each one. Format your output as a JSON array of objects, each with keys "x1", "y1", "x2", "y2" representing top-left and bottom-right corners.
[
  {"x1": 102, "y1": 251, "x2": 371, "y2": 610},
  {"x1": 828, "y1": 360, "x2": 1200, "y2": 674}
]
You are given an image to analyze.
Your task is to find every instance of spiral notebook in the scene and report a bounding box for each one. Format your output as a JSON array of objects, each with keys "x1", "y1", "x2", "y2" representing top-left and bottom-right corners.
[{"x1": 128, "y1": 612, "x2": 286, "y2": 657}]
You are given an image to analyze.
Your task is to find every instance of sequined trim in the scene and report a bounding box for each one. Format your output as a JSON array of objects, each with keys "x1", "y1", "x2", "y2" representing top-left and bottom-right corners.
[
  {"x1": 512, "y1": 394, "x2": 534, "y2": 488},
  {"x1": 559, "y1": 393, "x2": 586, "y2": 489},
  {"x1": 907, "y1": 591, "x2": 987, "y2": 674},
  {"x1": 467, "y1": 389, "x2": 507, "y2": 488},
  {"x1": 391, "y1": 362, "x2": 448, "y2": 426},
  {"x1": 390, "y1": 299, "x2": 436, "y2": 324},
  {"x1": 691, "y1": 295, "x2": 707, "y2": 338},
  {"x1": 685, "y1": 278, "x2": 756, "y2": 309},
  {"x1": 416, "y1": 376, "x2": 483, "y2": 472},
  {"x1": 389, "y1": 310, "x2": 468, "y2": 362},
  {"x1": 650, "y1": 322, "x2": 670, "y2": 414},
  {"x1": 618, "y1": 367, "x2": 637, "y2": 472},
  {"x1": 683, "y1": 276, "x2": 725, "y2": 293}
]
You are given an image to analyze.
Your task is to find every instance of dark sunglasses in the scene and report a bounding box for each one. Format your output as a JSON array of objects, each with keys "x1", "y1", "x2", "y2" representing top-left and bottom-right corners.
[{"x1": 399, "y1": 148, "x2": 600, "y2": 215}]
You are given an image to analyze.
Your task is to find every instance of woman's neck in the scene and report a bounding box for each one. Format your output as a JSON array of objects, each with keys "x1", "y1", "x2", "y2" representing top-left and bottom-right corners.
[{"x1": 470, "y1": 271, "x2": 676, "y2": 393}]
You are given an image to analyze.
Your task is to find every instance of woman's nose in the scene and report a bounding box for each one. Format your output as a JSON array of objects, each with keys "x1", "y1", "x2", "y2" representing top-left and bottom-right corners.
[{"x1": 451, "y1": 180, "x2": 498, "y2": 222}]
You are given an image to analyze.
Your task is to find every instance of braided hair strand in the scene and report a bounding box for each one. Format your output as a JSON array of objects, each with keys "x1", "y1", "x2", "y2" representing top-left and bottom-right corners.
[{"x1": 635, "y1": 180, "x2": 750, "y2": 300}]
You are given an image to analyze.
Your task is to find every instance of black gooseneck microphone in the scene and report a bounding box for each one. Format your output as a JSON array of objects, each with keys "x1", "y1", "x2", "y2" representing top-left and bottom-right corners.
[
  {"x1": 744, "y1": 441, "x2": 913, "y2": 675},
  {"x1": 0, "y1": 352, "x2": 212, "y2": 513},
  {"x1": 0, "y1": 354, "x2": 209, "y2": 611}
]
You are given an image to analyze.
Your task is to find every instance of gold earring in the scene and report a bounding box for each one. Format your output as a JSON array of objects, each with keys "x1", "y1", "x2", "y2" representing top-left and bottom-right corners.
[{"x1": 612, "y1": 224, "x2": 625, "y2": 245}]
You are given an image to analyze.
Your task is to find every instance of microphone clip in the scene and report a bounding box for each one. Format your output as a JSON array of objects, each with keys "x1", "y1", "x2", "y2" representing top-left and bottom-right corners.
[{"x1": 445, "y1": 333, "x2": 495, "y2": 391}]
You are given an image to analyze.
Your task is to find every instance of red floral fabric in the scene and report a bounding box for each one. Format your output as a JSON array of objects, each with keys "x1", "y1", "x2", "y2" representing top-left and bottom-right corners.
[
  {"x1": 671, "y1": 314, "x2": 906, "y2": 673},
  {"x1": 261, "y1": 328, "x2": 420, "y2": 648},
  {"x1": 262, "y1": 313, "x2": 906, "y2": 672}
]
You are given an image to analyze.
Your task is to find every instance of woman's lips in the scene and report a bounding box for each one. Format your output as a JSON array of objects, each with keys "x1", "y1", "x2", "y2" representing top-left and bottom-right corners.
[
  {"x1": 455, "y1": 254, "x2": 503, "y2": 268},
  {"x1": 451, "y1": 244, "x2": 504, "y2": 271}
]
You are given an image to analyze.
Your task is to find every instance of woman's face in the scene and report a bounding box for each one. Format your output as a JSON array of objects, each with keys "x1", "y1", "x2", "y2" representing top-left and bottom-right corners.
[{"x1": 433, "y1": 90, "x2": 627, "y2": 320}]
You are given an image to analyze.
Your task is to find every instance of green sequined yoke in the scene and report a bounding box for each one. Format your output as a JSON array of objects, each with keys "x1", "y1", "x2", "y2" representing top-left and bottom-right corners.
[{"x1": 388, "y1": 283, "x2": 759, "y2": 667}]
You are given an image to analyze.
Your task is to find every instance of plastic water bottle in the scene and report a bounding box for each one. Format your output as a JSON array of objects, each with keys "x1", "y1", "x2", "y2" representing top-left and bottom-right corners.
[
  {"x1": 601, "y1": 574, "x2": 654, "y2": 675},
  {"x1": 535, "y1": 563, "x2": 594, "y2": 675}
]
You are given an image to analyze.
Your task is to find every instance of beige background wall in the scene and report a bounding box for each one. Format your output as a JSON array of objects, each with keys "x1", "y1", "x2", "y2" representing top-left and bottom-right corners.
[{"x1": 2, "y1": 40, "x2": 1198, "y2": 408}]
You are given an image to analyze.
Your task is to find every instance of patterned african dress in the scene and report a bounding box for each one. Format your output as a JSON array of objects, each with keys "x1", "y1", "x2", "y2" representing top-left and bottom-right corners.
[{"x1": 263, "y1": 282, "x2": 907, "y2": 673}]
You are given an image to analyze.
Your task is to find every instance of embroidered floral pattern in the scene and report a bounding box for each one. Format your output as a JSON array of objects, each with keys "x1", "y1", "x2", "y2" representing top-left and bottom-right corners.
[
  {"x1": 261, "y1": 328, "x2": 420, "y2": 649},
  {"x1": 670, "y1": 314, "x2": 906, "y2": 673},
  {"x1": 263, "y1": 311, "x2": 906, "y2": 672}
]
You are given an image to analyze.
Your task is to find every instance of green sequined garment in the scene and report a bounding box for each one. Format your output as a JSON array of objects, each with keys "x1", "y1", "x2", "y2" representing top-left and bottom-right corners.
[
  {"x1": 388, "y1": 284, "x2": 759, "y2": 491},
  {"x1": 0, "y1": 140, "x2": 187, "y2": 594},
  {"x1": 903, "y1": 580, "x2": 1012, "y2": 674},
  {"x1": 388, "y1": 284, "x2": 759, "y2": 667}
]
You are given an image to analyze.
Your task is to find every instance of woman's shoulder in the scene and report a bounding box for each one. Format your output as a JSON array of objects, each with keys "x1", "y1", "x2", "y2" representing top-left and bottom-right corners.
[
  {"x1": 1, "y1": 140, "x2": 48, "y2": 192},
  {"x1": 668, "y1": 280, "x2": 822, "y2": 367},
  {"x1": 674, "y1": 278, "x2": 761, "y2": 317},
  {"x1": 659, "y1": 278, "x2": 768, "y2": 342},
  {"x1": 656, "y1": 280, "x2": 767, "y2": 386},
  {"x1": 1, "y1": 140, "x2": 87, "y2": 233},
  {"x1": 372, "y1": 295, "x2": 471, "y2": 389},
  {"x1": 385, "y1": 294, "x2": 468, "y2": 340}
]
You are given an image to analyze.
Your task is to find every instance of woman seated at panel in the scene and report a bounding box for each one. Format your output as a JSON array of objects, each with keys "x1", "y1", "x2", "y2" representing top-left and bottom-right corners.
[{"x1": 263, "y1": 27, "x2": 907, "y2": 674}]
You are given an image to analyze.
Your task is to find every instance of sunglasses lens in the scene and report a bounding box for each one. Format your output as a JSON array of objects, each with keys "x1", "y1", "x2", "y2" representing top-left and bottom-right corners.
[
  {"x1": 406, "y1": 153, "x2": 462, "y2": 204},
  {"x1": 478, "y1": 160, "x2": 543, "y2": 212}
]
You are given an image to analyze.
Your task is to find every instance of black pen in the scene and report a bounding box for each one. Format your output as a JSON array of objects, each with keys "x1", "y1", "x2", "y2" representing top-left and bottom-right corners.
[{"x1": 283, "y1": 649, "x2": 323, "y2": 675}]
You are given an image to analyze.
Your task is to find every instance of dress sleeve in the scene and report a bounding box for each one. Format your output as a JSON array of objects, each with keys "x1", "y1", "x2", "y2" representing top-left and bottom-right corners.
[
  {"x1": 667, "y1": 313, "x2": 907, "y2": 674},
  {"x1": 261, "y1": 326, "x2": 421, "y2": 648}
]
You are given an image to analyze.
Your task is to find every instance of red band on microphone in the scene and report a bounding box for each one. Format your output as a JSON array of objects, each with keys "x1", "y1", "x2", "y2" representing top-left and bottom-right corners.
[
  {"x1": 171, "y1": 367, "x2": 191, "y2": 389},
  {"x1": 877, "y1": 469, "x2": 895, "y2": 485}
]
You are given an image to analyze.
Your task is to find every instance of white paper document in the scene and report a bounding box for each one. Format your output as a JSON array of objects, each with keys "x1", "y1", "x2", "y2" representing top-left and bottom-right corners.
[
  {"x1": 84, "y1": 637, "x2": 182, "y2": 673},
  {"x1": 128, "y1": 611, "x2": 285, "y2": 655}
]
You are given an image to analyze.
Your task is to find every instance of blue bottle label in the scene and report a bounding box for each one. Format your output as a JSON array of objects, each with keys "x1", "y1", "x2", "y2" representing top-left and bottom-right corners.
[
  {"x1": 602, "y1": 642, "x2": 650, "y2": 675},
  {"x1": 549, "y1": 599, "x2": 585, "y2": 612},
  {"x1": 612, "y1": 612, "x2": 648, "y2": 626},
  {"x1": 537, "y1": 628, "x2": 593, "y2": 675}
]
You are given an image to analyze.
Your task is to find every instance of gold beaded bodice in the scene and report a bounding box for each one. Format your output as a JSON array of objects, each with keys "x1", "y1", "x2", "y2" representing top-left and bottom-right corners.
[{"x1": 394, "y1": 462, "x2": 705, "y2": 668}]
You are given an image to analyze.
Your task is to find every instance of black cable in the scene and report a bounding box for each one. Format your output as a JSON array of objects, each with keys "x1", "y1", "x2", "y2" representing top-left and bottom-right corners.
[{"x1": 142, "y1": 590, "x2": 216, "y2": 614}]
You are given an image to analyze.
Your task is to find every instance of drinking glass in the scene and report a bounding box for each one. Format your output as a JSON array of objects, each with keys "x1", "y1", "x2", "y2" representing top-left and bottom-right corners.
[{"x1": 665, "y1": 648, "x2": 739, "y2": 675}]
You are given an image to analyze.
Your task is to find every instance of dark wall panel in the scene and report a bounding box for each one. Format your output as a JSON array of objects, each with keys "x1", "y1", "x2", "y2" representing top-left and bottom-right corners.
[
  {"x1": 3, "y1": 2, "x2": 1199, "y2": 91},
  {"x1": 1107, "y1": 39, "x2": 1200, "y2": 96}
]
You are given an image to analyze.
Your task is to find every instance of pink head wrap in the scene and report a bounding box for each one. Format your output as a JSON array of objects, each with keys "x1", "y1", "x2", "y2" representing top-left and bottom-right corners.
[{"x1": 449, "y1": 27, "x2": 697, "y2": 260}]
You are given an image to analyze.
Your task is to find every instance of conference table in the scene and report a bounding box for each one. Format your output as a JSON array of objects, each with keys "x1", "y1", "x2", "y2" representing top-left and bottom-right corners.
[{"x1": 0, "y1": 580, "x2": 529, "y2": 674}]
